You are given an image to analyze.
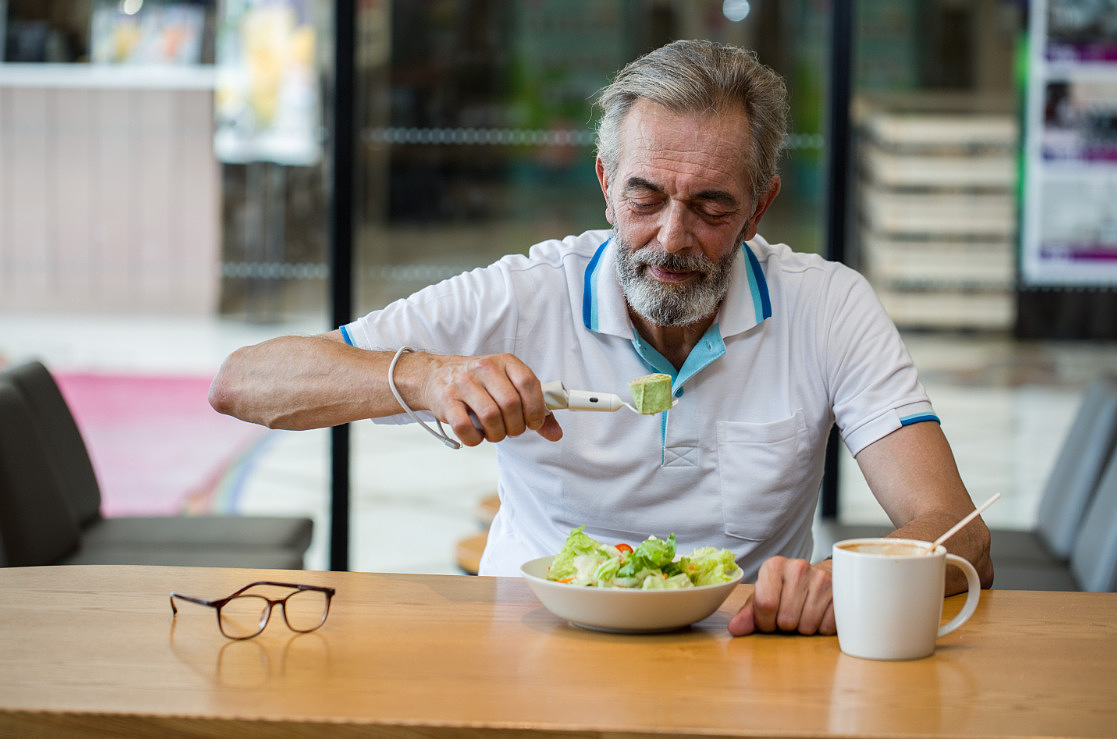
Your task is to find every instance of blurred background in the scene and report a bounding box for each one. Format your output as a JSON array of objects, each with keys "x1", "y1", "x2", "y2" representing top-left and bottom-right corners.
[{"x1": 2, "y1": 0, "x2": 1116, "y2": 574}]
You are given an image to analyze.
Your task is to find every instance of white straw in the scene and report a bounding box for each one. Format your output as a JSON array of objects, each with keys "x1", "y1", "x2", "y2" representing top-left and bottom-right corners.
[{"x1": 928, "y1": 493, "x2": 1002, "y2": 552}]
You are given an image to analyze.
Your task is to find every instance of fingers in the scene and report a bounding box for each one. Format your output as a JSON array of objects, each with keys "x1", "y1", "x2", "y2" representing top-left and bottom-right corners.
[
  {"x1": 503, "y1": 357, "x2": 551, "y2": 434},
  {"x1": 751, "y1": 556, "x2": 789, "y2": 633},
  {"x1": 818, "y1": 603, "x2": 836, "y2": 636},
  {"x1": 428, "y1": 354, "x2": 555, "y2": 446},
  {"x1": 788, "y1": 561, "x2": 835, "y2": 635},
  {"x1": 727, "y1": 557, "x2": 835, "y2": 637},
  {"x1": 536, "y1": 412, "x2": 564, "y2": 442},
  {"x1": 727, "y1": 596, "x2": 757, "y2": 636},
  {"x1": 801, "y1": 564, "x2": 836, "y2": 635}
]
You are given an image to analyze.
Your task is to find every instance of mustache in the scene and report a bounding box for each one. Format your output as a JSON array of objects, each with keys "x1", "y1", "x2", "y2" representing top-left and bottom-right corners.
[{"x1": 629, "y1": 248, "x2": 716, "y2": 275}]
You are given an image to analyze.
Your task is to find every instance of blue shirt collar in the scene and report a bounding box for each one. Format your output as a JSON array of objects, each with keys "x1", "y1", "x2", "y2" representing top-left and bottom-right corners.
[{"x1": 582, "y1": 236, "x2": 773, "y2": 342}]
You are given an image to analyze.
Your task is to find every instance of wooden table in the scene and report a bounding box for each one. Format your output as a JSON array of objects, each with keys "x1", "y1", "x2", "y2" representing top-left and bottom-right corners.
[{"x1": 0, "y1": 565, "x2": 1115, "y2": 738}]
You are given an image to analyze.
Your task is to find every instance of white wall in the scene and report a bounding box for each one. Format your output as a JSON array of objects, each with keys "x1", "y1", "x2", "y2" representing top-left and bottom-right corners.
[{"x1": 0, "y1": 65, "x2": 220, "y2": 315}]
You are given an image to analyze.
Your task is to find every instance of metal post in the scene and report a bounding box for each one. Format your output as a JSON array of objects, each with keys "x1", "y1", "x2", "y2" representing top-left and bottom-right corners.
[
  {"x1": 329, "y1": 0, "x2": 356, "y2": 570},
  {"x1": 821, "y1": 0, "x2": 854, "y2": 520}
]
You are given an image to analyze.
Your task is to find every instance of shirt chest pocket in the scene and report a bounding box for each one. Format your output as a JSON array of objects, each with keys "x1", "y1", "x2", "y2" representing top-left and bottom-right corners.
[{"x1": 716, "y1": 411, "x2": 814, "y2": 542}]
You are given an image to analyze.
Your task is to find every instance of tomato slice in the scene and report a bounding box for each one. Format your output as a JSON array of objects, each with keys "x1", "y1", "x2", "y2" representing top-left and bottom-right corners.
[{"x1": 615, "y1": 543, "x2": 633, "y2": 554}]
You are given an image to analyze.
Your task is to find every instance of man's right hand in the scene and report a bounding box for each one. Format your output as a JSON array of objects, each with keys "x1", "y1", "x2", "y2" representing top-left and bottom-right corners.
[{"x1": 408, "y1": 352, "x2": 563, "y2": 447}]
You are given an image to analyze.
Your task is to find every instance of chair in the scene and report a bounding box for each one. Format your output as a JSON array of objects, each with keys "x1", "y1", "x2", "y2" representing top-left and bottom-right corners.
[
  {"x1": 996, "y1": 444, "x2": 1117, "y2": 592},
  {"x1": 0, "y1": 383, "x2": 82, "y2": 567},
  {"x1": 0, "y1": 382, "x2": 306, "y2": 569},
  {"x1": 984, "y1": 555, "x2": 1080, "y2": 591},
  {"x1": 1069, "y1": 449, "x2": 1117, "y2": 592},
  {"x1": 1004, "y1": 375, "x2": 1117, "y2": 563},
  {"x1": 0, "y1": 361, "x2": 312, "y2": 569},
  {"x1": 815, "y1": 375, "x2": 1117, "y2": 579}
]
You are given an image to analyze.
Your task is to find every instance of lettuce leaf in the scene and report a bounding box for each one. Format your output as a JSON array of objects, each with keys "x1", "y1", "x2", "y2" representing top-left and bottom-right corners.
[
  {"x1": 680, "y1": 546, "x2": 740, "y2": 586},
  {"x1": 548, "y1": 526, "x2": 615, "y2": 585},
  {"x1": 617, "y1": 533, "x2": 676, "y2": 579},
  {"x1": 547, "y1": 527, "x2": 740, "y2": 589}
]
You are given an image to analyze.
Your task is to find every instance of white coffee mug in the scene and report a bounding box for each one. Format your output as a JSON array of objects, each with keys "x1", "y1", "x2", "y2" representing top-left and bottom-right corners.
[{"x1": 832, "y1": 538, "x2": 981, "y2": 661}]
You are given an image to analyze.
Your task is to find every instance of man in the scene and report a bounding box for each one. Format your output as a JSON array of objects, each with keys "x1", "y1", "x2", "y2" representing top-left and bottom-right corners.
[{"x1": 210, "y1": 39, "x2": 994, "y2": 636}]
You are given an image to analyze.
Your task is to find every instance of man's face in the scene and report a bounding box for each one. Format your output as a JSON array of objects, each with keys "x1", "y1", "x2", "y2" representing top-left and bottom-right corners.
[{"x1": 598, "y1": 100, "x2": 770, "y2": 327}]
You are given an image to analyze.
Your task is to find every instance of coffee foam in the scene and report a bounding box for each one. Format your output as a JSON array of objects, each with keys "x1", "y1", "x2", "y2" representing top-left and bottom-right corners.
[{"x1": 837, "y1": 541, "x2": 932, "y2": 557}]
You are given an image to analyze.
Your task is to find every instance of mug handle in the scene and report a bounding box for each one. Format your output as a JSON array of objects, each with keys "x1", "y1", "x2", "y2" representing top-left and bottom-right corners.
[{"x1": 939, "y1": 553, "x2": 981, "y2": 637}]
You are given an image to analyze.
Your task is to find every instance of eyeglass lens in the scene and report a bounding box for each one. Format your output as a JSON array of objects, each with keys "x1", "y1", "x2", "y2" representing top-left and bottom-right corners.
[
  {"x1": 282, "y1": 589, "x2": 330, "y2": 632},
  {"x1": 218, "y1": 588, "x2": 330, "y2": 638},
  {"x1": 219, "y1": 595, "x2": 272, "y2": 639}
]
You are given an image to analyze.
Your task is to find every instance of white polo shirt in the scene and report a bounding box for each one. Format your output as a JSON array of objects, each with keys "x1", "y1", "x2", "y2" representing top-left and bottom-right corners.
[{"x1": 342, "y1": 229, "x2": 936, "y2": 579}]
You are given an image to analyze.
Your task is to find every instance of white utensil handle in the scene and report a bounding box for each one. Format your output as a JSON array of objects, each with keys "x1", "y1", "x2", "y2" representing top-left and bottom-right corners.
[
  {"x1": 564, "y1": 389, "x2": 623, "y2": 412},
  {"x1": 542, "y1": 381, "x2": 569, "y2": 411},
  {"x1": 542, "y1": 381, "x2": 624, "y2": 412}
]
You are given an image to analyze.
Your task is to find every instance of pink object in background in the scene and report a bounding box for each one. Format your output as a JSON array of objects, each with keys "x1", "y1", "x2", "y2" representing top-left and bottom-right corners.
[{"x1": 53, "y1": 373, "x2": 265, "y2": 517}]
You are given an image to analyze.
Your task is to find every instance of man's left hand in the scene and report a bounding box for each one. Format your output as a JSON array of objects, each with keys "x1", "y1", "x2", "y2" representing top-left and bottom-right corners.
[{"x1": 727, "y1": 556, "x2": 835, "y2": 636}]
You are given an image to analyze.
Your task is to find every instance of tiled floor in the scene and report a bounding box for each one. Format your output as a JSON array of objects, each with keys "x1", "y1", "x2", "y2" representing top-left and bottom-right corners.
[{"x1": 3, "y1": 312, "x2": 1115, "y2": 574}]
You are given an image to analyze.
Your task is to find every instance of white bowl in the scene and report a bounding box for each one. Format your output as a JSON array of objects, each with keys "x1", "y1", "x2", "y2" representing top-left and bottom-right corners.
[{"x1": 520, "y1": 556, "x2": 744, "y2": 633}]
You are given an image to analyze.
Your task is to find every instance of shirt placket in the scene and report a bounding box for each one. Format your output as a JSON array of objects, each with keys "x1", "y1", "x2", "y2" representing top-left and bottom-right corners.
[{"x1": 630, "y1": 325, "x2": 726, "y2": 466}]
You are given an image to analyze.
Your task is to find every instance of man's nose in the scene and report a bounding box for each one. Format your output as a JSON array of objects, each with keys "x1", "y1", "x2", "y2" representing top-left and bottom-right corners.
[{"x1": 658, "y1": 201, "x2": 694, "y2": 253}]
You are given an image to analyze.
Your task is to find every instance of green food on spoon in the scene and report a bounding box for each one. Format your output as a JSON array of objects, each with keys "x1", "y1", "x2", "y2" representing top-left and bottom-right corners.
[{"x1": 627, "y1": 373, "x2": 673, "y2": 414}]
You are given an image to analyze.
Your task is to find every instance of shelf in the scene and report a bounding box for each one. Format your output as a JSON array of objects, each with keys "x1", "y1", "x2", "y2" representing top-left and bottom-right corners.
[
  {"x1": 861, "y1": 233, "x2": 1014, "y2": 287},
  {"x1": 0, "y1": 63, "x2": 216, "y2": 90},
  {"x1": 853, "y1": 96, "x2": 1019, "y2": 331},
  {"x1": 859, "y1": 142, "x2": 1016, "y2": 190},
  {"x1": 876, "y1": 288, "x2": 1014, "y2": 331},
  {"x1": 860, "y1": 109, "x2": 1017, "y2": 153},
  {"x1": 859, "y1": 184, "x2": 1016, "y2": 237}
]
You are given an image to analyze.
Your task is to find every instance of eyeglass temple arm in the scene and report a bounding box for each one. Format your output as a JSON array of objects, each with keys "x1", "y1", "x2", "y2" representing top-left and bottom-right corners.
[
  {"x1": 244, "y1": 580, "x2": 335, "y2": 595},
  {"x1": 169, "y1": 592, "x2": 220, "y2": 616}
]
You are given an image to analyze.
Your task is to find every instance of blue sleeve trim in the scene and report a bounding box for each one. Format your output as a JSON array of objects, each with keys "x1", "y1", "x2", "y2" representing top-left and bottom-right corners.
[
  {"x1": 339, "y1": 325, "x2": 354, "y2": 346},
  {"x1": 900, "y1": 413, "x2": 940, "y2": 426}
]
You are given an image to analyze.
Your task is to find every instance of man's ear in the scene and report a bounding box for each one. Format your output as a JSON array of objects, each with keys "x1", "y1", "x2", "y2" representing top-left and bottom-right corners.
[
  {"x1": 741, "y1": 175, "x2": 781, "y2": 242},
  {"x1": 595, "y1": 157, "x2": 614, "y2": 225}
]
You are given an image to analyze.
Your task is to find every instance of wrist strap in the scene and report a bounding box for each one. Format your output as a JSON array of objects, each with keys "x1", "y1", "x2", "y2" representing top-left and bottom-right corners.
[{"x1": 388, "y1": 347, "x2": 461, "y2": 450}]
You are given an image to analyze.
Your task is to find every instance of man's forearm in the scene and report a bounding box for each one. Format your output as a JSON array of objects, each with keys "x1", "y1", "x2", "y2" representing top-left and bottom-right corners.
[
  {"x1": 208, "y1": 333, "x2": 415, "y2": 430},
  {"x1": 212, "y1": 335, "x2": 558, "y2": 446},
  {"x1": 855, "y1": 422, "x2": 995, "y2": 594}
]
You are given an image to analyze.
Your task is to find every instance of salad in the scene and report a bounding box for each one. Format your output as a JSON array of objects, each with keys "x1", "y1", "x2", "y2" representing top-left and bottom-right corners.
[{"x1": 547, "y1": 526, "x2": 739, "y2": 589}]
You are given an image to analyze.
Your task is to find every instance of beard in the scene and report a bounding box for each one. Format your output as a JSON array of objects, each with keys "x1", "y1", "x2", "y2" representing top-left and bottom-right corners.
[{"x1": 613, "y1": 230, "x2": 738, "y2": 327}]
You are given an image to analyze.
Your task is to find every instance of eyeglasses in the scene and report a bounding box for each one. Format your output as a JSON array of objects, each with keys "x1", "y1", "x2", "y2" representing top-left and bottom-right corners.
[{"x1": 170, "y1": 581, "x2": 336, "y2": 640}]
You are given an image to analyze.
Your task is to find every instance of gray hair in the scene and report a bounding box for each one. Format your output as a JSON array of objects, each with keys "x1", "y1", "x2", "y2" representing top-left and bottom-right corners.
[{"x1": 595, "y1": 39, "x2": 789, "y2": 202}]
